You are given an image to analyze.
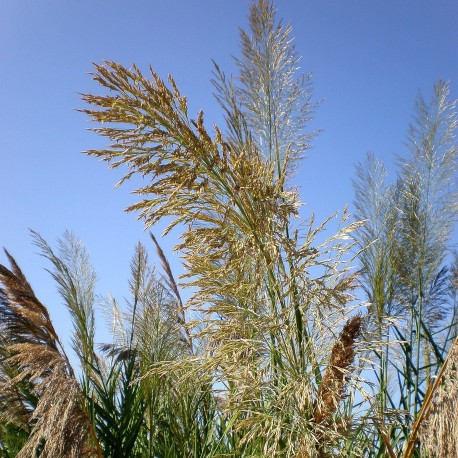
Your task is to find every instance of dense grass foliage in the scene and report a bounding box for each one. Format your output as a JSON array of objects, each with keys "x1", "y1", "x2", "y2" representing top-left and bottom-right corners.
[{"x1": 1, "y1": 1, "x2": 456, "y2": 456}]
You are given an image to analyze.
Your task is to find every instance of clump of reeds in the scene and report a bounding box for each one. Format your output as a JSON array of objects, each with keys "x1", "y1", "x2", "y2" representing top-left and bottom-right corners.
[{"x1": 5, "y1": 1, "x2": 454, "y2": 456}]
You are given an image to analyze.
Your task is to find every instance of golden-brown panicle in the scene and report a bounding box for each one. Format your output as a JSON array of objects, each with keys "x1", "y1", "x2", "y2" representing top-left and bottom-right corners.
[
  {"x1": 416, "y1": 338, "x2": 458, "y2": 458},
  {"x1": 314, "y1": 314, "x2": 363, "y2": 425},
  {"x1": 0, "y1": 251, "x2": 100, "y2": 457}
]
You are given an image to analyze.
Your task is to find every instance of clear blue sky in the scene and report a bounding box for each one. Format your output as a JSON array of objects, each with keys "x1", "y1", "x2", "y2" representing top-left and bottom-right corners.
[{"x1": 1, "y1": 0, "x2": 457, "y2": 353}]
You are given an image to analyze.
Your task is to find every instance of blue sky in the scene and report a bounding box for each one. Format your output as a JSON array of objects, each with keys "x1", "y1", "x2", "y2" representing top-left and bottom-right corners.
[{"x1": 1, "y1": 0, "x2": 457, "y2": 353}]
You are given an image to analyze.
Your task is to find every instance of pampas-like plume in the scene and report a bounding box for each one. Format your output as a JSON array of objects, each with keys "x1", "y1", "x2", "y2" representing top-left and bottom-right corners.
[
  {"x1": 314, "y1": 314, "x2": 363, "y2": 424},
  {"x1": 416, "y1": 338, "x2": 458, "y2": 458},
  {"x1": 0, "y1": 250, "x2": 100, "y2": 457}
]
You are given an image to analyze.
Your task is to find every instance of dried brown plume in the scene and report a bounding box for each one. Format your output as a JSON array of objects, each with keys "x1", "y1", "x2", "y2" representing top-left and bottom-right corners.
[
  {"x1": 314, "y1": 314, "x2": 363, "y2": 424},
  {"x1": 0, "y1": 250, "x2": 100, "y2": 457},
  {"x1": 416, "y1": 337, "x2": 458, "y2": 458}
]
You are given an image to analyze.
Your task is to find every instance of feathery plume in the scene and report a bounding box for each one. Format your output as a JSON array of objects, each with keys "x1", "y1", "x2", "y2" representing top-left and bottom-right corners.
[
  {"x1": 0, "y1": 251, "x2": 100, "y2": 457},
  {"x1": 314, "y1": 314, "x2": 363, "y2": 424},
  {"x1": 417, "y1": 338, "x2": 458, "y2": 458}
]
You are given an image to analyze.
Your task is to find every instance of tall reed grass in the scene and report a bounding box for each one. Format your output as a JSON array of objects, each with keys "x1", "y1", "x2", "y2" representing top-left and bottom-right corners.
[{"x1": 0, "y1": 1, "x2": 456, "y2": 457}]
